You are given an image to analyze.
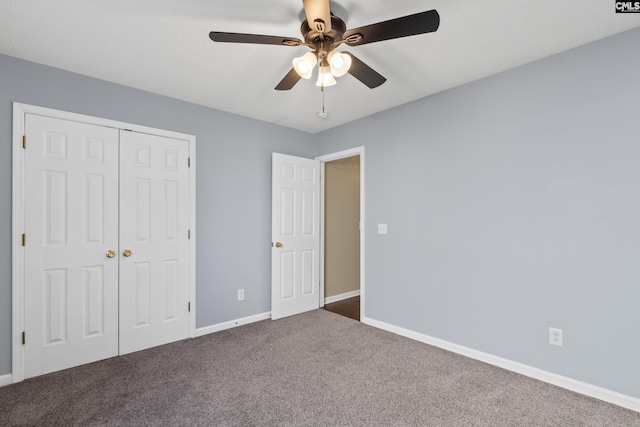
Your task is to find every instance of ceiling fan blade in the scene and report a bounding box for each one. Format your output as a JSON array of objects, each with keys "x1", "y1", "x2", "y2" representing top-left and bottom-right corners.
[
  {"x1": 209, "y1": 31, "x2": 302, "y2": 47},
  {"x1": 344, "y1": 53, "x2": 386, "y2": 89},
  {"x1": 302, "y1": 0, "x2": 332, "y2": 33},
  {"x1": 275, "y1": 68, "x2": 302, "y2": 90},
  {"x1": 343, "y1": 9, "x2": 440, "y2": 47}
]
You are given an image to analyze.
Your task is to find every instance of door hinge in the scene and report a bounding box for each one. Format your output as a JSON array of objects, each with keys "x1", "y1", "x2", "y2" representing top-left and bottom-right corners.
[
  {"x1": 21, "y1": 233, "x2": 26, "y2": 246},
  {"x1": 22, "y1": 331, "x2": 26, "y2": 345},
  {"x1": 188, "y1": 302, "x2": 191, "y2": 312},
  {"x1": 22, "y1": 135, "x2": 26, "y2": 149},
  {"x1": 188, "y1": 157, "x2": 191, "y2": 168}
]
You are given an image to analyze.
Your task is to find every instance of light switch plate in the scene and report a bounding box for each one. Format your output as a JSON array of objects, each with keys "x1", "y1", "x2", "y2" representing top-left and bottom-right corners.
[{"x1": 378, "y1": 224, "x2": 387, "y2": 234}]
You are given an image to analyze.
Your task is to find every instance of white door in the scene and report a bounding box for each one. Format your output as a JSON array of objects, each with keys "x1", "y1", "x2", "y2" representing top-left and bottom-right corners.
[
  {"x1": 118, "y1": 130, "x2": 191, "y2": 354},
  {"x1": 23, "y1": 114, "x2": 119, "y2": 378},
  {"x1": 271, "y1": 153, "x2": 320, "y2": 320}
]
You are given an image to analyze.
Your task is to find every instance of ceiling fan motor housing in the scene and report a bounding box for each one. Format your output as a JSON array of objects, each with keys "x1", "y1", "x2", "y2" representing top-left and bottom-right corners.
[{"x1": 301, "y1": 15, "x2": 347, "y2": 46}]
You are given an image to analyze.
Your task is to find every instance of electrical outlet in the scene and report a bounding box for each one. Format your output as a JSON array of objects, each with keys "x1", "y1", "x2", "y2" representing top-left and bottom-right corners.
[
  {"x1": 378, "y1": 224, "x2": 388, "y2": 234},
  {"x1": 237, "y1": 289, "x2": 245, "y2": 301},
  {"x1": 549, "y1": 327, "x2": 563, "y2": 347}
]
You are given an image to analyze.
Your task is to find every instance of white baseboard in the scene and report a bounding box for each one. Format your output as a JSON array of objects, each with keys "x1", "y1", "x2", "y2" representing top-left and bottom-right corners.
[
  {"x1": 0, "y1": 373, "x2": 13, "y2": 387},
  {"x1": 324, "y1": 289, "x2": 360, "y2": 305},
  {"x1": 362, "y1": 316, "x2": 640, "y2": 413},
  {"x1": 195, "y1": 312, "x2": 271, "y2": 337}
]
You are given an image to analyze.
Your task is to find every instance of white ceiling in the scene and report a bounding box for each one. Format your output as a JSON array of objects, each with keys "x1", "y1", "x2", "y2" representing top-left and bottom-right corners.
[{"x1": 1, "y1": 1, "x2": 639, "y2": 134}]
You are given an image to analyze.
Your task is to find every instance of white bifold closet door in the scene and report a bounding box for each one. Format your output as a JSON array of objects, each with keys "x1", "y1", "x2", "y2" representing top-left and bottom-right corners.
[
  {"x1": 118, "y1": 130, "x2": 190, "y2": 355},
  {"x1": 23, "y1": 114, "x2": 190, "y2": 379}
]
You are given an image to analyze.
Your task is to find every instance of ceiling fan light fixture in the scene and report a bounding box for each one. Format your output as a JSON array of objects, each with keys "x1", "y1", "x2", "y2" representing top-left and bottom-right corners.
[
  {"x1": 327, "y1": 51, "x2": 352, "y2": 77},
  {"x1": 293, "y1": 51, "x2": 317, "y2": 79},
  {"x1": 316, "y1": 65, "x2": 337, "y2": 87},
  {"x1": 211, "y1": 8, "x2": 441, "y2": 92}
]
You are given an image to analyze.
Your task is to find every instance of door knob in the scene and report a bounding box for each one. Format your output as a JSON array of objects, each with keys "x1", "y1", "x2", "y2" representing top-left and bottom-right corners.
[
  {"x1": 106, "y1": 250, "x2": 116, "y2": 259},
  {"x1": 274, "y1": 242, "x2": 283, "y2": 248},
  {"x1": 123, "y1": 249, "x2": 132, "y2": 257}
]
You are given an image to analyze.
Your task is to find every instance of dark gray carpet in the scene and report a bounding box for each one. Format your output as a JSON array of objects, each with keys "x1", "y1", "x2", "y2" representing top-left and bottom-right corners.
[{"x1": 1, "y1": 309, "x2": 639, "y2": 426}]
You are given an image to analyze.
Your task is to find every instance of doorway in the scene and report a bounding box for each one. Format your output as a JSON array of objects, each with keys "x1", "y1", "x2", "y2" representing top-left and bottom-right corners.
[
  {"x1": 270, "y1": 147, "x2": 364, "y2": 321},
  {"x1": 322, "y1": 155, "x2": 360, "y2": 320},
  {"x1": 318, "y1": 147, "x2": 364, "y2": 322}
]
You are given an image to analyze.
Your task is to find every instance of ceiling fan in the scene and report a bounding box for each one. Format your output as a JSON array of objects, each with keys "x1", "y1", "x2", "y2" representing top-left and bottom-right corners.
[{"x1": 209, "y1": 0, "x2": 440, "y2": 90}]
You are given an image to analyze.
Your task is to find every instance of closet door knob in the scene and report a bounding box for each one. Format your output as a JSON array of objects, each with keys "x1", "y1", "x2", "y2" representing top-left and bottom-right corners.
[
  {"x1": 123, "y1": 249, "x2": 132, "y2": 257},
  {"x1": 106, "y1": 250, "x2": 116, "y2": 259},
  {"x1": 274, "y1": 242, "x2": 283, "y2": 248}
]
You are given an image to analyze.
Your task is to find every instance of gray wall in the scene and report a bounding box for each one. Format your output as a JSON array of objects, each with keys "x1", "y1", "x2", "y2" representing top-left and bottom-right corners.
[
  {"x1": 0, "y1": 54, "x2": 316, "y2": 375},
  {"x1": 316, "y1": 27, "x2": 640, "y2": 398}
]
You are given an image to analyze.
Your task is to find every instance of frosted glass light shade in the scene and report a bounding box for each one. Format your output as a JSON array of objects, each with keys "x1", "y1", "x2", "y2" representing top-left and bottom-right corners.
[
  {"x1": 315, "y1": 65, "x2": 337, "y2": 87},
  {"x1": 293, "y1": 52, "x2": 317, "y2": 79},
  {"x1": 327, "y1": 51, "x2": 352, "y2": 77}
]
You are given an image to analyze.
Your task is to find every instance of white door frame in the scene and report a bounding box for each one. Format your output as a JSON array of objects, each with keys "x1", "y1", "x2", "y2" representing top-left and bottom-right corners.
[
  {"x1": 11, "y1": 102, "x2": 197, "y2": 383},
  {"x1": 316, "y1": 146, "x2": 365, "y2": 320}
]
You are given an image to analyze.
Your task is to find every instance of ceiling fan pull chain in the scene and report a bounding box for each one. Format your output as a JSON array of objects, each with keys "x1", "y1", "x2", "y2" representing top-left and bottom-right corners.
[{"x1": 318, "y1": 85, "x2": 328, "y2": 119}]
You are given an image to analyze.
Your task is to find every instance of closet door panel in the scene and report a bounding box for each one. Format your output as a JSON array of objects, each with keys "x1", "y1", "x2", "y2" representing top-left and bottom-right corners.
[
  {"x1": 118, "y1": 131, "x2": 191, "y2": 355},
  {"x1": 23, "y1": 114, "x2": 119, "y2": 379}
]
